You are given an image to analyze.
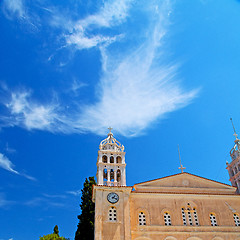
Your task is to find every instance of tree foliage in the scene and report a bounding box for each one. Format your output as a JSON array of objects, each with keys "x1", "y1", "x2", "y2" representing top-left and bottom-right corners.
[
  {"x1": 53, "y1": 225, "x2": 59, "y2": 236},
  {"x1": 39, "y1": 225, "x2": 68, "y2": 240},
  {"x1": 75, "y1": 176, "x2": 96, "y2": 240}
]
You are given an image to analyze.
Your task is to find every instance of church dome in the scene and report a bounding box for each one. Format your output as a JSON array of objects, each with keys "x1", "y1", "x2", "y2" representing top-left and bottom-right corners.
[{"x1": 99, "y1": 129, "x2": 124, "y2": 152}]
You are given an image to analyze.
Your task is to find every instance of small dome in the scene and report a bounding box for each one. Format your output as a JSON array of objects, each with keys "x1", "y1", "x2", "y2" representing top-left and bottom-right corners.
[{"x1": 99, "y1": 130, "x2": 124, "y2": 152}]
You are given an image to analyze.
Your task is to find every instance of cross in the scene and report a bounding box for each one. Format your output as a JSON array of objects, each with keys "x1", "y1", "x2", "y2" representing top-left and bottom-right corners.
[
  {"x1": 230, "y1": 118, "x2": 238, "y2": 140},
  {"x1": 179, "y1": 164, "x2": 186, "y2": 173},
  {"x1": 178, "y1": 145, "x2": 186, "y2": 173},
  {"x1": 108, "y1": 127, "x2": 113, "y2": 133}
]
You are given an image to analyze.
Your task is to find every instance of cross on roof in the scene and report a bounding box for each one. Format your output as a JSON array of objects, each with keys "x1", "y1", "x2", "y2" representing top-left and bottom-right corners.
[
  {"x1": 179, "y1": 164, "x2": 186, "y2": 173},
  {"x1": 178, "y1": 144, "x2": 186, "y2": 173},
  {"x1": 108, "y1": 127, "x2": 113, "y2": 134}
]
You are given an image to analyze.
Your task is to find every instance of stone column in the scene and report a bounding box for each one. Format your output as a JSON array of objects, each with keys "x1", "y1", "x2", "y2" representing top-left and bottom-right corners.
[
  {"x1": 98, "y1": 166, "x2": 103, "y2": 185},
  {"x1": 114, "y1": 170, "x2": 117, "y2": 185},
  {"x1": 107, "y1": 169, "x2": 110, "y2": 185},
  {"x1": 122, "y1": 168, "x2": 126, "y2": 186}
]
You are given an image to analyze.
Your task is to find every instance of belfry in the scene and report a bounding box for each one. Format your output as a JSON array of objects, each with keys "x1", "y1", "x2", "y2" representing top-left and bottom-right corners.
[{"x1": 96, "y1": 128, "x2": 126, "y2": 186}]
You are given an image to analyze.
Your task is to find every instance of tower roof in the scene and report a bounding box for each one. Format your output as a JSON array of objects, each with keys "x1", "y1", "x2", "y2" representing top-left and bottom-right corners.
[{"x1": 99, "y1": 128, "x2": 124, "y2": 152}]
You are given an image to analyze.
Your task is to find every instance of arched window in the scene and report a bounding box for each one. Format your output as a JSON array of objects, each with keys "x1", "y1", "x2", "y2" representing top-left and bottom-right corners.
[
  {"x1": 234, "y1": 213, "x2": 240, "y2": 226},
  {"x1": 102, "y1": 155, "x2": 107, "y2": 163},
  {"x1": 164, "y1": 212, "x2": 171, "y2": 226},
  {"x1": 193, "y1": 207, "x2": 199, "y2": 226},
  {"x1": 139, "y1": 212, "x2": 146, "y2": 225},
  {"x1": 187, "y1": 207, "x2": 193, "y2": 226},
  {"x1": 103, "y1": 169, "x2": 107, "y2": 185},
  {"x1": 181, "y1": 207, "x2": 187, "y2": 225},
  {"x1": 181, "y1": 204, "x2": 199, "y2": 226},
  {"x1": 110, "y1": 169, "x2": 114, "y2": 182},
  {"x1": 117, "y1": 169, "x2": 121, "y2": 183},
  {"x1": 210, "y1": 213, "x2": 217, "y2": 226},
  {"x1": 109, "y1": 207, "x2": 117, "y2": 222},
  {"x1": 116, "y1": 156, "x2": 122, "y2": 163},
  {"x1": 110, "y1": 156, "x2": 114, "y2": 163}
]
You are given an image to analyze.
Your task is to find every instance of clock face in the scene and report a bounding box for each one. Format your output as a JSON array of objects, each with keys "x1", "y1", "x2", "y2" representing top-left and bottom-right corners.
[{"x1": 107, "y1": 192, "x2": 119, "y2": 204}]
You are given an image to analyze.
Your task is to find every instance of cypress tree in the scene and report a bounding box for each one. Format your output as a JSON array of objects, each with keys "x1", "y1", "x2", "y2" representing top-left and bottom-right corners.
[
  {"x1": 53, "y1": 225, "x2": 59, "y2": 236},
  {"x1": 75, "y1": 176, "x2": 96, "y2": 240}
]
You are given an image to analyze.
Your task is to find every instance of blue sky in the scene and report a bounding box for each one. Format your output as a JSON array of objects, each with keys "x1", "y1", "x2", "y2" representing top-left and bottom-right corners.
[{"x1": 0, "y1": 0, "x2": 240, "y2": 239}]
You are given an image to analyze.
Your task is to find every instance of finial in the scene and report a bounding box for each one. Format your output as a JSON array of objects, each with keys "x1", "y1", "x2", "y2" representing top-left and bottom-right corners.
[
  {"x1": 178, "y1": 144, "x2": 186, "y2": 173},
  {"x1": 108, "y1": 127, "x2": 113, "y2": 136},
  {"x1": 230, "y1": 118, "x2": 238, "y2": 140}
]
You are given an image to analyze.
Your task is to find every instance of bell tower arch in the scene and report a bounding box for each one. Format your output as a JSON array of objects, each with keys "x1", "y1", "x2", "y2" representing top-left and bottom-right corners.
[{"x1": 96, "y1": 128, "x2": 126, "y2": 186}]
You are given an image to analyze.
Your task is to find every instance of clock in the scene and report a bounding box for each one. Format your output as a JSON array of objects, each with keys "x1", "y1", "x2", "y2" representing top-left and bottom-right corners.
[{"x1": 107, "y1": 192, "x2": 119, "y2": 204}]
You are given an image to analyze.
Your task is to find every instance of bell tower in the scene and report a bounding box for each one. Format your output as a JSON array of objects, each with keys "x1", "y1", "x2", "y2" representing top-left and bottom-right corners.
[
  {"x1": 226, "y1": 119, "x2": 240, "y2": 193},
  {"x1": 96, "y1": 128, "x2": 126, "y2": 186}
]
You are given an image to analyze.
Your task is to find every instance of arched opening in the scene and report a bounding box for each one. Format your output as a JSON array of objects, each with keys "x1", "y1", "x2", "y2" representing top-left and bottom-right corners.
[
  {"x1": 164, "y1": 237, "x2": 177, "y2": 240},
  {"x1": 164, "y1": 212, "x2": 171, "y2": 226},
  {"x1": 209, "y1": 213, "x2": 217, "y2": 226},
  {"x1": 233, "y1": 213, "x2": 240, "y2": 226},
  {"x1": 102, "y1": 155, "x2": 107, "y2": 163},
  {"x1": 103, "y1": 169, "x2": 107, "y2": 185},
  {"x1": 109, "y1": 206, "x2": 117, "y2": 222},
  {"x1": 193, "y1": 207, "x2": 199, "y2": 226},
  {"x1": 116, "y1": 156, "x2": 122, "y2": 163},
  {"x1": 181, "y1": 207, "x2": 187, "y2": 225},
  {"x1": 117, "y1": 169, "x2": 121, "y2": 183},
  {"x1": 139, "y1": 212, "x2": 146, "y2": 226},
  {"x1": 110, "y1": 156, "x2": 114, "y2": 163},
  {"x1": 187, "y1": 207, "x2": 193, "y2": 225},
  {"x1": 110, "y1": 169, "x2": 114, "y2": 182}
]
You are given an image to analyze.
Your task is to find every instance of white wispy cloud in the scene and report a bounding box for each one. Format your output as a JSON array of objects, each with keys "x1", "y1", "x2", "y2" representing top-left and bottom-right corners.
[
  {"x1": 0, "y1": 193, "x2": 14, "y2": 208},
  {"x1": 0, "y1": 152, "x2": 36, "y2": 180},
  {"x1": 2, "y1": 0, "x2": 26, "y2": 19},
  {"x1": 5, "y1": 91, "x2": 63, "y2": 132},
  {"x1": 0, "y1": 0, "x2": 199, "y2": 137},
  {"x1": 64, "y1": 0, "x2": 198, "y2": 136},
  {"x1": 66, "y1": 190, "x2": 81, "y2": 196},
  {"x1": 25, "y1": 196, "x2": 65, "y2": 208},
  {"x1": 0, "y1": 153, "x2": 19, "y2": 175},
  {"x1": 69, "y1": 79, "x2": 87, "y2": 95},
  {"x1": 64, "y1": 0, "x2": 132, "y2": 49}
]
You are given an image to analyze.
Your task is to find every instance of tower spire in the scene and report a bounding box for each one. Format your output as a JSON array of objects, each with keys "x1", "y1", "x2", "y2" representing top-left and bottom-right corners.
[
  {"x1": 178, "y1": 144, "x2": 186, "y2": 173},
  {"x1": 230, "y1": 118, "x2": 238, "y2": 141},
  {"x1": 227, "y1": 118, "x2": 240, "y2": 193}
]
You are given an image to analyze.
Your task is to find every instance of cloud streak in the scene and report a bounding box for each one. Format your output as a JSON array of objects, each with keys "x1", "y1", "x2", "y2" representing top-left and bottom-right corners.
[
  {"x1": 0, "y1": 152, "x2": 36, "y2": 180},
  {"x1": 64, "y1": 0, "x2": 132, "y2": 49},
  {"x1": 0, "y1": 0, "x2": 199, "y2": 137},
  {"x1": 5, "y1": 91, "x2": 63, "y2": 132},
  {"x1": 1, "y1": 0, "x2": 26, "y2": 19},
  {"x1": 0, "y1": 193, "x2": 14, "y2": 208},
  {"x1": 0, "y1": 153, "x2": 19, "y2": 175}
]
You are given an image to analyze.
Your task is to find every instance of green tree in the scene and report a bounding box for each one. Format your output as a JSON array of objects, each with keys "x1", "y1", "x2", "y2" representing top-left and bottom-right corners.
[
  {"x1": 39, "y1": 225, "x2": 68, "y2": 240},
  {"x1": 75, "y1": 176, "x2": 96, "y2": 240},
  {"x1": 53, "y1": 225, "x2": 59, "y2": 236}
]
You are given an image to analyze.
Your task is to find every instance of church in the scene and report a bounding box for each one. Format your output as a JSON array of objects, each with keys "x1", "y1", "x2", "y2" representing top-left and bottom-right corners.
[{"x1": 92, "y1": 129, "x2": 240, "y2": 240}]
